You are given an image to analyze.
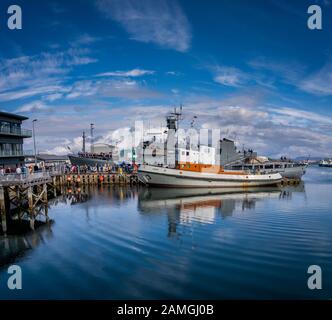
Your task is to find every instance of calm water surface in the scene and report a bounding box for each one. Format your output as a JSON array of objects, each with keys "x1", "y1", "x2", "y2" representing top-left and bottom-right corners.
[{"x1": 1, "y1": 166, "x2": 332, "y2": 299}]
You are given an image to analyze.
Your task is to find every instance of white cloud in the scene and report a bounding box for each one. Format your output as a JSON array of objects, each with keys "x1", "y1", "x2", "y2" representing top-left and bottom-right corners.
[
  {"x1": 269, "y1": 107, "x2": 332, "y2": 126},
  {"x1": 0, "y1": 48, "x2": 97, "y2": 101},
  {"x1": 97, "y1": 68, "x2": 155, "y2": 77},
  {"x1": 65, "y1": 78, "x2": 161, "y2": 100},
  {"x1": 166, "y1": 71, "x2": 180, "y2": 76},
  {"x1": 249, "y1": 57, "x2": 332, "y2": 96},
  {"x1": 0, "y1": 85, "x2": 65, "y2": 102},
  {"x1": 212, "y1": 66, "x2": 248, "y2": 87},
  {"x1": 72, "y1": 34, "x2": 101, "y2": 46},
  {"x1": 298, "y1": 61, "x2": 332, "y2": 96},
  {"x1": 16, "y1": 101, "x2": 51, "y2": 113},
  {"x1": 96, "y1": 0, "x2": 191, "y2": 52}
]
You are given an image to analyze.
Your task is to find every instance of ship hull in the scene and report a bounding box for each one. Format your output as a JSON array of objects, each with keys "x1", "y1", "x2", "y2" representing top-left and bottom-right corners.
[
  {"x1": 262, "y1": 166, "x2": 307, "y2": 179},
  {"x1": 68, "y1": 155, "x2": 113, "y2": 166},
  {"x1": 138, "y1": 165, "x2": 282, "y2": 188},
  {"x1": 319, "y1": 164, "x2": 332, "y2": 167}
]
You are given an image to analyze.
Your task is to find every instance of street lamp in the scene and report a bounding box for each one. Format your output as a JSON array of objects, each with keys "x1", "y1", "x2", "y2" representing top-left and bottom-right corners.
[{"x1": 32, "y1": 119, "x2": 38, "y2": 166}]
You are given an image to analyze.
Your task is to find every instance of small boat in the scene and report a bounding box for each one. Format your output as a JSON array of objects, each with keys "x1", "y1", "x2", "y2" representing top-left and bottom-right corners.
[
  {"x1": 138, "y1": 164, "x2": 282, "y2": 188},
  {"x1": 319, "y1": 159, "x2": 332, "y2": 167}
]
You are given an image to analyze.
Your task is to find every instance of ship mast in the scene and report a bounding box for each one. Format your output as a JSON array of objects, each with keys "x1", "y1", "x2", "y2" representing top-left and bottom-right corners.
[
  {"x1": 82, "y1": 131, "x2": 86, "y2": 153},
  {"x1": 90, "y1": 123, "x2": 95, "y2": 153}
]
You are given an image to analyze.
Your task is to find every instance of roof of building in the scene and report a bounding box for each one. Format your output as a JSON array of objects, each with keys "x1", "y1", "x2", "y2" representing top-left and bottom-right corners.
[{"x1": 0, "y1": 111, "x2": 29, "y2": 121}]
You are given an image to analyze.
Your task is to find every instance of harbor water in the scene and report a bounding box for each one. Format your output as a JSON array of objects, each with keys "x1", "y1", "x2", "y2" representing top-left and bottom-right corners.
[{"x1": 1, "y1": 166, "x2": 332, "y2": 299}]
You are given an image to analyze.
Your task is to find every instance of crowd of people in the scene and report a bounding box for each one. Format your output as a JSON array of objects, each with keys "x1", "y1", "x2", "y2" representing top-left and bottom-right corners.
[
  {"x1": 0, "y1": 164, "x2": 41, "y2": 176},
  {"x1": 0, "y1": 161, "x2": 139, "y2": 177},
  {"x1": 66, "y1": 162, "x2": 138, "y2": 174}
]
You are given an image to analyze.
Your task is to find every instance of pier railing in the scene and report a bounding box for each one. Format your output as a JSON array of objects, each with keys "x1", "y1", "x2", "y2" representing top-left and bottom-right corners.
[{"x1": 0, "y1": 172, "x2": 52, "y2": 183}]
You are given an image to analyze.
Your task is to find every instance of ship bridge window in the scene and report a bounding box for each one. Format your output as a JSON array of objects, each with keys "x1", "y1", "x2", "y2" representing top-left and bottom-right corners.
[
  {"x1": 182, "y1": 151, "x2": 185, "y2": 155},
  {"x1": 186, "y1": 151, "x2": 190, "y2": 156},
  {"x1": 265, "y1": 165, "x2": 273, "y2": 169}
]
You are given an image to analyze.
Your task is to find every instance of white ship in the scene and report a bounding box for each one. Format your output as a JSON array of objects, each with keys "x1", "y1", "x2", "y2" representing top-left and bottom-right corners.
[
  {"x1": 138, "y1": 164, "x2": 282, "y2": 188},
  {"x1": 137, "y1": 108, "x2": 306, "y2": 180},
  {"x1": 138, "y1": 107, "x2": 282, "y2": 188}
]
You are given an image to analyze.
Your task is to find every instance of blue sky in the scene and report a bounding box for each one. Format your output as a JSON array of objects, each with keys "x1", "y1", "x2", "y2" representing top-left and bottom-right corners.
[{"x1": 0, "y1": 0, "x2": 332, "y2": 157}]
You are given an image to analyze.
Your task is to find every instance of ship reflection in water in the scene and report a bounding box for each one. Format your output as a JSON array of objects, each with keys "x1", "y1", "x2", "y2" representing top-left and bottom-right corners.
[
  {"x1": 0, "y1": 167, "x2": 331, "y2": 299},
  {"x1": 138, "y1": 185, "x2": 304, "y2": 238}
]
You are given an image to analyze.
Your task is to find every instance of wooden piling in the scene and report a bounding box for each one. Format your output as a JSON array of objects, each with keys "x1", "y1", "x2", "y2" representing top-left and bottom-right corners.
[{"x1": 0, "y1": 187, "x2": 7, "y2": 235}]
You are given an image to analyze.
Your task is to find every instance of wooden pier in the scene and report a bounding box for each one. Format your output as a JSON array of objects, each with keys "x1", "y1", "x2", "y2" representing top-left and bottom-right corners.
[
  {"x1": 64, "y1": 173, "x2": 139, "y2": 186},
  {"x1": 0, "y1": 172, "x2": 139, "y2": 235}
]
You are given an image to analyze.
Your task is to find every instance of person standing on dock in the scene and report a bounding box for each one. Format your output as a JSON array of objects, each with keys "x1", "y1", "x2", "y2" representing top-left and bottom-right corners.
[{"x1": 16, "y1": 166, "x2": 22, "y2": 176}]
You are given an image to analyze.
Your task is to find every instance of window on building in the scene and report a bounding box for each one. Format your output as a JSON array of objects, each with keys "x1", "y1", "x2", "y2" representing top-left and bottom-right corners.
[
  {"x1": 2, "y1": 144, "x2": 11, "y2": 155},
  {"x1": 11, "y1": 123, "x2": 20, "y2": 134},
  {"x1": 12, "y1": 144, "x2": 22, "y2": 155},
  {"x1": 0, "y1": 121, "x2": 11, "y2": 133}
]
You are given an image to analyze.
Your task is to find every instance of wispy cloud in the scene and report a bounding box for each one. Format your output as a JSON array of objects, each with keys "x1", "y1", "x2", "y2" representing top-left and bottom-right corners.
[
  {"x1": 249, "y1": 57, "x2": 332, "y2": 96},
  {"x1": 16, "y1": 101, "x2": 52, "y2": 113},
  {"x1": 96, "y1": 0, "x2": 192, "y2": 52},
  {"x1": 0, "y1": 48, "x2": 97, "y2": 101},
  {"x1": 249, "y1": 58, "x2": 301, "y2": 81},
  {"x1": 298, "y1": 61, "x2": 332, "y2": 96},
  {"x1": 65, "y1": 79, "x2": 161, "y2": 100},
  {"x1": 97, "y1": 68, "x2": 155, "y2": 77},
  {"x1": 213, "y1": 66, "x2": 248, "y2": 87},
  {"x1": 0, "y1": 85, "x2": 66, "y2": 102},
  {"x1": 71, "y1": 34, "x2": 101, "y2": 47}
]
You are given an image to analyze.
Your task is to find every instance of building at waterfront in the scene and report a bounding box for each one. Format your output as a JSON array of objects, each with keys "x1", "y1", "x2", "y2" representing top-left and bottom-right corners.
[{"x1": 0, "y1": 111, "x2": 32, "y2": 168}]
